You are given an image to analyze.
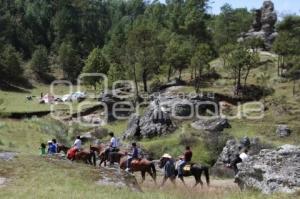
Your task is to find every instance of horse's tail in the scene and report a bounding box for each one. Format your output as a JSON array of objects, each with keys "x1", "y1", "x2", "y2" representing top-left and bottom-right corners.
[
  {"x1": 204, "y1": 166, "x2": 210, "y2": 186},
  {"x1": 150, "y1": 162, "x2": 157, "y2": 181}
]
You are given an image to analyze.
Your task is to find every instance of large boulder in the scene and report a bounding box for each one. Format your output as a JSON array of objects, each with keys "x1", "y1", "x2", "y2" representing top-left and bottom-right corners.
[
  {"x1": 276, "y1": 125, "x2": 291, "y2": 137},
  {"x1": 238, "y1": 1, "x2": 278, "y2": 50},
  {"x1": 236, "y1": 145, "x2": 300, "y2": 194},
  {"x1": 123, "y1": 103, "x2": 176, "y2": 140},
  {"x1": 191, "y1": 117, "x2": 231, "y2": 132},
  {"x1": 212, "y1": 137, "x2": 268, "y2": 177}
]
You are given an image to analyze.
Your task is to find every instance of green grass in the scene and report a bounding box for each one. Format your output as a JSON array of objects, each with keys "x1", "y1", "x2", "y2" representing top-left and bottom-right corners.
[
  {"x1": 0, "y1": 154, "x2": 297, "y2": 199},
  {"x1": 1, "y1": 52, "x2": 300, "y2": 198},
  {"x1": 0, "y1": 118, "x2": 68, "y2": 153}
]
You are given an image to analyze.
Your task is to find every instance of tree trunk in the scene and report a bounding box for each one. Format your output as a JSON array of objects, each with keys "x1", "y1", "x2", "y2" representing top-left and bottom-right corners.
[
  {"x1": 237, "y1": 67, "x2": 242, "y2": 96},
  {"x1": 196, "y1": 68, "x2": 202, "y2": 93},
  {"x1": 178, "y1": 69, "x2": 182, "y2": 81},
  {"x1": 167, "y1": 65, "x2": 172, "y2": 82},
  {"x1": 133, "y1": 64, "x2": 139, "y2": 97},
  {"x1": 277, "y1": 56, "x2": 280, "y2": 76},
  {"x1": 142, "y1": 71, "x2": 148, "y2": 92},
  {"x1": 244, "y1": 67, "x2": 250, "y2": 87},
  {"x1": 293, "y1": 79, "x2": 296, "y2": 96},
  {"x1": 281, "y1": 56, "x2": 285, "y2": 75}
]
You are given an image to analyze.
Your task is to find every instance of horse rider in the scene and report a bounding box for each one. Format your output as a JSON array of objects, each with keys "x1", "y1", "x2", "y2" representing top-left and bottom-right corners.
[
  {"x1": 52, "y1": 138, "x2": 58, "y2": 153},
  {"x1": 177, "y1": 146, "x2": 193, "y2": 177},
  {"x1": 73, "y1": 136, "x2": 82, "y2": 152},
  {"x1": 230, "y1": 149, "x2": 249, "y2": 174},
  {"x1": 161, "y1": 154, "x2": 176, "y2": 187},
  {"x1": 104, "y1": 132, "x2": 119, "y2": 164},
  {"x1": 125, "y1": 142, "x2": 139, "y2": 172},
  {"x1": 47, "y1": 141, "x2": 56, "y2": 155},
  {"x1": 109, "y1": 132, "x2": 119, "y2": 152}
]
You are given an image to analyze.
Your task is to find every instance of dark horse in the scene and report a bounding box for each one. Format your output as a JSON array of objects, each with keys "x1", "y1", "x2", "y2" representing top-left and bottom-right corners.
[
  {"x1": 159, "y1": 157, "x2": 210, "y2": 187},
  {"x1": 99, "y1": 150, "x2": 126, "y2": 167},
  {"x1": 119, "y1": 156, "x2": 157, "y2": 184},
  {"x1": 57, "y1": 144, "x2": 70, "y2": 154}
]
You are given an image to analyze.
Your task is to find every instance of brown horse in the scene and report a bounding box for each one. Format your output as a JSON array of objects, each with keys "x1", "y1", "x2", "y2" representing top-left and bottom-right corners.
[
  {"x1": 119, "y1": 157, "x2": 157, "y2": 183},
  {"x1": 73, "y1": 149, "x2": 96, "y2": 166},
  {"x1": 57, "y1": 144, "x2": 70, "y2": 154},
  {"x1": 65, "y1": 145, "x2": 97, "y2": 166},
  {"x1": 98, "y1": 150, "x2": 127, "y2": 167}
]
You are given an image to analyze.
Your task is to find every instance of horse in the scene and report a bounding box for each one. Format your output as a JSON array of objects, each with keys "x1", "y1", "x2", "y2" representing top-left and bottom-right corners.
[
  {"x1": 159, "y1": 157, "x2": 210, "y2": 188},
  {"x1": 73, "y1": 149, "x2": 96, "y2": 166},
  {"x1": 89, "y1": 144, "x2": 114, "y2": 167},
  {"x1": 99, "y1": 150, "x2": 126, "y2": 167},
  {"x1": 119, "y1": 156, "x2": 157, "y2": 184},
  {"x1": 57, "y1": 144, "x2": 70, "y2": 154},
  {"x1": 66, "y1": 146, "x2": 97, "y2": 166}
]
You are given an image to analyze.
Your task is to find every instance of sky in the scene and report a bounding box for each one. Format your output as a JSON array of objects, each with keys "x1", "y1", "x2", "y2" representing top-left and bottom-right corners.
[{"x1": 159, "y1": 0, "x2": 300, "y2": 16}]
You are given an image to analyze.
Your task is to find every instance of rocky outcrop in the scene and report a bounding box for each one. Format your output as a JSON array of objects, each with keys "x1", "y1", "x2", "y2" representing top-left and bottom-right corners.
[
  {"x1": 123, "y1": 102, "x2": 176, "y2": 140},
  {"x1": 123, "y1": 93, "x2": 221, "y2": 139},
  {"x1": 238, "y1": 1, "x2": 278, "y2": 50},
  {"x1": 276, "y1": 125, "x2": 291, "y2": 137},
  {"x1": 191, "y1": 117, "x2": 231, "y2": 132},
  {"x1": 236, "y1": 145, "x2": 300, "y2": 194},
  {"x1": 212, "y1": 137, "x2": 268, "y2": 177}
]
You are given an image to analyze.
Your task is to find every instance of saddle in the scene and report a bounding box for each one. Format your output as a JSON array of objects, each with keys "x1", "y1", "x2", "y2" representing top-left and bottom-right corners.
[
  {"x1": 131, "y1": 159, "x2": 141, "y2": 165},
  {"x1": 67, "y1": 147, "x2": 77, "y2": 160},
  {"x1": 183, "y1": 164, "x2": 192, "y2": 172}
]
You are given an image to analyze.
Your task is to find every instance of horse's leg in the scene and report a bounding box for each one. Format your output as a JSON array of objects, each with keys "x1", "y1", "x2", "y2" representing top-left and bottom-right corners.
[
  {"x1": 99, "y1": 158, "x2": 103, "y2": 167},
  {"x1": 141, "y1": 171, "x2": 146, "y2": 183},
  {"x1": 170, "y1": 177, "x2": 177, "y2": 187},
  {"x1": 179, "y1": 176, "x2": 187, "y2": 187},
  {"x1": 147, "y1": 169, "x2": 157, "y2": 185},
  {"x1": 198, "y1": 174, "x2": 204, "y2": 188},
  {"x1": 193, "y1": 175, "x2": 200, "y2": 188},
  {"x1": 160, "y1": 176, "x2": 167, "y2": 187}
]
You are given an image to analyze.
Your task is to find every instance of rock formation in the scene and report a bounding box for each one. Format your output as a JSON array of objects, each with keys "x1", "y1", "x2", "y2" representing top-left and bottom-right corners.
[
  {"x1": 236, "y1": 145, "x2": 300, "y2": 194},
  {"x1": 191, "y1": 117, "x2": 231, "y2": 132},
  {"x1": 238, "y1": 1, "x2": 278, "y2": 50},
  {"x1": 123, "y1": 94, "x2": 220, "y2": 140},
  {"x1": 276, "y1": 125, "x2": 292, "y2": 137},
  {"x1": 123, "y1": 101, "x2": 176, "y2": 139},
  {"x1": 212, "y1": 137, "x2": 269, "y2": 177}
]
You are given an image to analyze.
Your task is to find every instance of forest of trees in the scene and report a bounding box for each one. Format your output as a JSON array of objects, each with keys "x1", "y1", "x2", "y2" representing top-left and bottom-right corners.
[{"x1": 0, "y1": 0, "x2": 299, "y2": 95}]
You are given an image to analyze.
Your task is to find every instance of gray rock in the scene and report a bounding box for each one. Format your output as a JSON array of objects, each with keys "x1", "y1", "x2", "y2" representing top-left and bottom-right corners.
[
  {"x1": 0, "y1": 177, "x2": 7, "y2": 188},
  {"x1": 0, "y1": 152, "x2": 17, "y2": 161},
  {"x1": 123, "y1": 105, "x2": 176, "y2": 139},
  {"x1": 235, "y1": 145, "x2": 300, "y2": 194},
  {"x1": 276, "y1": 125, "x2": 291, "y2": 137},
  {"x1": 212, "y1": 137, "x2": 268, "y2": 177},
  {"x1": 238, "y1": 1, "x2": 278, "y2": 50},
  {"x1": 191, "y1": 117, "x2": 231, "y2": 132}
]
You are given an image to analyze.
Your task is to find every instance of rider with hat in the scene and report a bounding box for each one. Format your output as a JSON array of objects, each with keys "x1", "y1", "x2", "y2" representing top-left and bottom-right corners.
[{"x1": 161, "y1": 153, "x2": 176, "y2": 186}]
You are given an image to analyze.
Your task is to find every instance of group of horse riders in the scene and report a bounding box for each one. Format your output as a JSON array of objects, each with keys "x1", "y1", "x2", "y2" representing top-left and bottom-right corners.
[
  {"x1": 41, "y1": 133, "x2": 142, "y2": 172},
  {"x1": 40, "y1": 134, "x2": 248, "y2": 187}
]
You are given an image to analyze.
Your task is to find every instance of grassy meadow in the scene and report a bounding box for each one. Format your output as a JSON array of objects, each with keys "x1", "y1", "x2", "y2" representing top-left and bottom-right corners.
[{"x1": 0, "y1": 53, "x2": 300, "y2": 198}]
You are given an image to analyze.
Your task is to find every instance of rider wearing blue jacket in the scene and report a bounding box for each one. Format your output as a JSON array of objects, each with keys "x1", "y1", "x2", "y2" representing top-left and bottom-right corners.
[
  {"x1": 47, "y1": 141, "x2": 56, "y2": 154},
  {"x1": 126, "y1": 143, "x2": 139, "y2": 172}
]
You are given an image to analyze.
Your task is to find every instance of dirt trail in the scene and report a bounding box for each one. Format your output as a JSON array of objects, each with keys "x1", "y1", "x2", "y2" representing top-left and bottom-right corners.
[{"x1": 136, "y1": 174, "x2": 238, "y2": 194}]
